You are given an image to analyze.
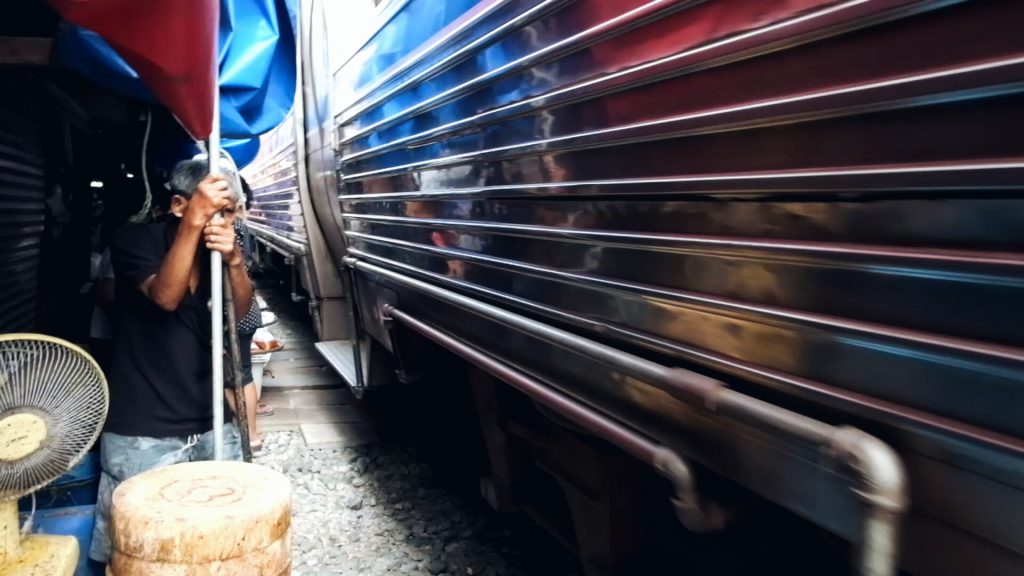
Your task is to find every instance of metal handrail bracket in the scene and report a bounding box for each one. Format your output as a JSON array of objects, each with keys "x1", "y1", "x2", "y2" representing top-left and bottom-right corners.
[{"x1": 347, "y1": 256, "x2": 908, "y2": 576}]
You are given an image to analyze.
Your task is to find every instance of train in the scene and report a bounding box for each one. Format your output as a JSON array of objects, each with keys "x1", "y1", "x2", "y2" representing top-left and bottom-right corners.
[
  {"x1": 2, "y1": 0, "x2": 1022, "y2": 574},
  {"x1": 245, "y1": 1, "x2": 1024, "y2": 574}
]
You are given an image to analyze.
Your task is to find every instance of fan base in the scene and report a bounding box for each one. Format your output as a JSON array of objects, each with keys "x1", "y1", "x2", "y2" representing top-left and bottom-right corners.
[{"x1": 0, "y1": 533, "x2": 77, "y2": 576}]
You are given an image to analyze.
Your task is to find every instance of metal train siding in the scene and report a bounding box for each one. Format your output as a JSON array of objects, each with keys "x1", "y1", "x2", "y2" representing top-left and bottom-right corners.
[{"x1": 240, "y1": 1, "x2": 1024, "y2": 574}]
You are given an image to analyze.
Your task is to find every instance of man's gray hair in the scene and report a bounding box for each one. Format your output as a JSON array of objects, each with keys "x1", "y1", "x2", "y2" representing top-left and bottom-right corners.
[{"x1": 168, "y1": 159, "x2": 242, "y2": 203}]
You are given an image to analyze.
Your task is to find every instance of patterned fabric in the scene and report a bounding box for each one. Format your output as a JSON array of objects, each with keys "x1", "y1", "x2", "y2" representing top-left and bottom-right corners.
[
  {"x1": 232, "y1": 219, "x2": 259, "y2": 385},
  {"x1": 88, "y1": 425, "x2": 243, "y2": 563},
  {"x1": 238, "y1": 302, "x2": 261, "y2": 335},
  {"x1": 234, "y1": 220, "x2": 261, "y2": 336}
]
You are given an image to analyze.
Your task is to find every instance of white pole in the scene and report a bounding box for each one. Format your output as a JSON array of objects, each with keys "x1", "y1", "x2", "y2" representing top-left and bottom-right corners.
[{"x1": 209, "y1": 89, "x2": 225, "y2": 461}]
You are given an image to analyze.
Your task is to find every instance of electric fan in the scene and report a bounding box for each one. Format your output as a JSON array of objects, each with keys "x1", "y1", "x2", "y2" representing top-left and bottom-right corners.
[{"x1": 0, "y1": 334, "x2": 108, "y2": 575}]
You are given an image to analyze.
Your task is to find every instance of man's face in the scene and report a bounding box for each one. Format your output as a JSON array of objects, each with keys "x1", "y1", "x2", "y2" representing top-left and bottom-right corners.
[
  {"x1": 169, "y1": 195, "x2": 239, "y2": 225},
  {"x1": 220, "y1": 203, "x2": 238, "y2": 226}
]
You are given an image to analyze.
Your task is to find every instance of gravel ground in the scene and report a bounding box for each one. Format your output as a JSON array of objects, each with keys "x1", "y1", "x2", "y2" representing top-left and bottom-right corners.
[
  {"x1": 256, "y1": 431, "x2": 577, "y2": 576},
  {"x1": 253, "y1": 284, "x2": 577, "y2": 575}
]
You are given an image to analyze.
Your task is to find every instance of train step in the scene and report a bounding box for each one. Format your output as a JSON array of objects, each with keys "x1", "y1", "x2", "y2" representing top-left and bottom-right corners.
[{"x1": 314, "y1": 340, "x2": 363, "y2": 390}]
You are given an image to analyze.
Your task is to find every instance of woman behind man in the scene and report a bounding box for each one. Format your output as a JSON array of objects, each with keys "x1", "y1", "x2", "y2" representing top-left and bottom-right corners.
[{"x1": 228, "y1": 175, "x2": 274, "y2": 452}]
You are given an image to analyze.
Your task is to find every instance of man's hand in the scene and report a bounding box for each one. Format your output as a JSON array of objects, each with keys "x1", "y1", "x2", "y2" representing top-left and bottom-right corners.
[
  {"x1": 184, "y1": 175, "x2": 233, "y2": 227},
  {"x1": 203, "y1": 216, "x2": 239, "y2": 263}
]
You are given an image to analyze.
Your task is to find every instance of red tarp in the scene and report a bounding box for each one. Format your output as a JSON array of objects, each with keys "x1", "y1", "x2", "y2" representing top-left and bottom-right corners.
[{"x1": 48, "y1": 0, "x2": 219, "y2": 140}]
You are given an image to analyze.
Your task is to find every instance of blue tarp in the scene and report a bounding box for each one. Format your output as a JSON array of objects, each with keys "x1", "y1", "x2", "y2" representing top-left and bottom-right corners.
[{"x1": 55, "y1": 0, "x2": 298, "y2": 168}]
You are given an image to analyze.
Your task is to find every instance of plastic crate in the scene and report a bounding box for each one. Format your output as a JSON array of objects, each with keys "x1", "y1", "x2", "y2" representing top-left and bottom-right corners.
[{"x1": 19, "y1": 451, "x2": 100, "y2": 511}]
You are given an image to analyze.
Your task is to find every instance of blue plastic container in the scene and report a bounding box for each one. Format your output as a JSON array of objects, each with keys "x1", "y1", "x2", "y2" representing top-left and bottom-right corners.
[
  {"x1": 20, "y1": 504, "x2": 101, "y2": 576},
  {"x1": 19, "y1": 452, "x2": 100, "y2": 511}
]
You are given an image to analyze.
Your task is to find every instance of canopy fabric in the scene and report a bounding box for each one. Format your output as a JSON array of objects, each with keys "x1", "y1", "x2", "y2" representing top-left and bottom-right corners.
[
  {"x1": 49, "y1": 0, "x2": 219, "y2": 140},
  {"x1": 216, "y1": 0, "x2": 298, "y2": 139},
  {"x1": 154, "y1": 130, "x2": 262, "y2": 171},
  {"x1": 51, "y1": 0, "x2": 297, "y2": 164}
]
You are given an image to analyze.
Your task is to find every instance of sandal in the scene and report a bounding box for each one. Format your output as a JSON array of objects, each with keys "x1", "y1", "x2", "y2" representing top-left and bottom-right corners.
[
  {"x1": 256, "y1": 402, "x2": 275, "y2": 416},
  {"x1": 249, "y1": 441, "x2": 263, "y2": 454}
]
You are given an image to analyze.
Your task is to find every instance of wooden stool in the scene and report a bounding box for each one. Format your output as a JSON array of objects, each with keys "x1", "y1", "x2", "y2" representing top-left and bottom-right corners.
[{"x1": 108, "y1": 461, "x2": 291, "y2": 575}]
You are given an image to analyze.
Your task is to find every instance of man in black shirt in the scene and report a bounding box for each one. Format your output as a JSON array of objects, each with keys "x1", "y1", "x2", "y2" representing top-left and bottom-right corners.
[{"x1": 88, "y1": 159, "x2": 254, "y2": 565}]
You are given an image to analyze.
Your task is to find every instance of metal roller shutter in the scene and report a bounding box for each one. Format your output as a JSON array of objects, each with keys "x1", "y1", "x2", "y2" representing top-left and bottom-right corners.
[{"x1": 0, "y1": 89, "x2": 45, "y2": 332}]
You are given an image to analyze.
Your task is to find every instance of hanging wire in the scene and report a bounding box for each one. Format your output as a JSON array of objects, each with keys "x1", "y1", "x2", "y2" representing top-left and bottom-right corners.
[
  {"x1": 20, "y1": 493, "x2": 35, "y2": 537},
  {"x1": 141, "y1": 108, "x2": 152, "y2": 216},
  {"x1": 128, "y1": 109, "x2": 153, "y2": 224}
]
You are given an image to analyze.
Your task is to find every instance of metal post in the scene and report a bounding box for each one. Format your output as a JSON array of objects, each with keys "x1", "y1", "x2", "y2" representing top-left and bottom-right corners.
[{"x1": 209, "y1": 92, "x2": 225, "y2": 461}]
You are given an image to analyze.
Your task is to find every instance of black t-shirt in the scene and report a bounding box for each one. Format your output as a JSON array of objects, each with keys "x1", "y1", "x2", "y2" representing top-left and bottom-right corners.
[{"x1": 106, "y1": 219, "x2": 221, "y2": 437}]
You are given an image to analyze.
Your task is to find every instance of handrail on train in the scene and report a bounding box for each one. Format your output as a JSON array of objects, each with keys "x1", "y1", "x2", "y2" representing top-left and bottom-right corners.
[
  {"x1": 246, "y1": 221, "x2": 309, "y2": 257},
  {"x1": 345, "y1": 256, "x2": 908, "y2": 576},
  {"x1": 384, "y1": 304, "x2": 730, "y2": 531}
]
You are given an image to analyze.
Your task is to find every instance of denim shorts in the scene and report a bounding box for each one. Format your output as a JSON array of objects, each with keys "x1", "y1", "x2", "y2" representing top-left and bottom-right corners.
[{"x1": 88, "y1": 424, "x2": 242, "y2": 563}]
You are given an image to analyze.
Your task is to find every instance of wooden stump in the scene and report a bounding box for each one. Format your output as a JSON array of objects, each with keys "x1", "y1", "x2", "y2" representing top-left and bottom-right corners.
[{"x1": 108, "y1": 461, "x2": 291, "y2": 575}]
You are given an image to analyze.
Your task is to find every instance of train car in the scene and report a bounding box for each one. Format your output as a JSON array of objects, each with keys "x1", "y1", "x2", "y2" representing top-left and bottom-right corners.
[{"x1": 257, "y1": 0, "x2": 1023, "y2": 574}]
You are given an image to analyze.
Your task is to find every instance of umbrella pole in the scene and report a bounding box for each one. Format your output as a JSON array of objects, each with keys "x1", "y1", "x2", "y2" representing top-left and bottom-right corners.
[
  {"x1": 224, "y1": 269, "x2": 253, "y2": 462},
  {"x1": 210, "y1": 92, "x2": 225, "y2": 461}
]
